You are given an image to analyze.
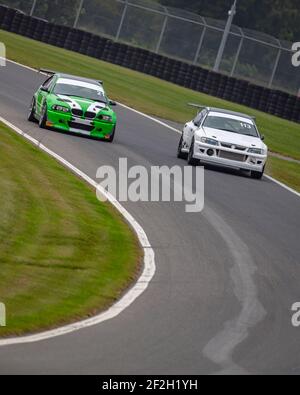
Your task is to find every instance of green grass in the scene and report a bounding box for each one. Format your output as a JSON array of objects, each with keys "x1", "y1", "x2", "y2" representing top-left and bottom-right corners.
[
  {"x1": 1, "y1": 29, "x2": 300, "y2": 161},
  {"x1": 267, "y1": 157, "x2": 300, "y2": 193},
  {"x1": 0, "y1": 122, "x2": 141, "y2": 337}
]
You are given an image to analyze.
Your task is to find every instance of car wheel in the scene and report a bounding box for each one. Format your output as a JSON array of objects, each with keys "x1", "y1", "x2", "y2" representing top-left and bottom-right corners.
[
  {"x1": 28, "y1": 98, "x2": 37, "y2": 122},
  {"x1": 39, "y1": 104, "x2": 48, "y2": 129},
  {"x1": 177, "y1": 135, "x2": 188, "y2": 159},
  {"x1": 187, "y1": 139, "x2": 200, "y2": 166},
  {"x1": 106, "y1": 126, "x2": 116, "y2": 143},
  {"x1": 251, "y1": 165, "x2": 265, "y2": 180}
]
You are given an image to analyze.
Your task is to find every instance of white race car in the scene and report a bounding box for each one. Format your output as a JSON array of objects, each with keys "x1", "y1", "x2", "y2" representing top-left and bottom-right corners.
[{"x1": 177, "y1": 106, "x2": 268, "y2": 179}]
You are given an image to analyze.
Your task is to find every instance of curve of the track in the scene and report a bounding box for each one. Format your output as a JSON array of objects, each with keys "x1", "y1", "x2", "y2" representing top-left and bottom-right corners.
[{"x1": 0, "y1": 62, "x2": 300, "y2": 375}]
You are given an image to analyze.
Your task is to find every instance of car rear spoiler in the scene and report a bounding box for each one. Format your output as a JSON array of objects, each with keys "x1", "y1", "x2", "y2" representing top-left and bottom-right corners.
[
  {"x1": 39, "y1": 69, "x2": 104, "y2": 86},
  {"x1": 188, "y1": 103, "x2": 256, "y2": 121},
  {"x1": 39, "y1": 68, "x2": 56, "y2": 76},
  {"x1": 188, "y1": 103, "x2": 206, "y2": 114},
  {"x1": 188, "y1": 103, "x2": 206, "y2": 110}
]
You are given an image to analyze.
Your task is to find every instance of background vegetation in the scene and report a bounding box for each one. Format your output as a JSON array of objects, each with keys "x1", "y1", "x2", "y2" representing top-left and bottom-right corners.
[
  {"x1": 158, "y1": 0, "x2": 300, "y2": 42},
  {"x1": 2, "y1": 0, "x2": 299, "y2": 42}
]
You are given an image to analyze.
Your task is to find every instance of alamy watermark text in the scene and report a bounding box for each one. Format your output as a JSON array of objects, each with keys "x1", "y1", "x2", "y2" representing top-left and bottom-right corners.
[
  {"x1": 292, "y1": 303, "x2": 300, "y2": 327},
  {"x1": 292, "y1": 42, "x2": 300, "y2": 67},
  {"x1": 96, "y1": 158, "x2": 205, "y2": 213}
]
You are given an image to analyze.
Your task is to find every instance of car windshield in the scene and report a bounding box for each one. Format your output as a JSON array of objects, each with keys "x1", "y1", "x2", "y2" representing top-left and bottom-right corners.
[
  {"x1": 53, "y1": 83, "x2": 107, "y2": 103},
  {"x1": 203, "y1": 115, "x2": 259, "y2": 137}
]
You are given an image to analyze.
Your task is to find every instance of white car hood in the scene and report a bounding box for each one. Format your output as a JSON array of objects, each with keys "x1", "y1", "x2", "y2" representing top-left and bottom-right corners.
[{"x1": 201, "y1": 127, "x2": 266, "y2": 149}]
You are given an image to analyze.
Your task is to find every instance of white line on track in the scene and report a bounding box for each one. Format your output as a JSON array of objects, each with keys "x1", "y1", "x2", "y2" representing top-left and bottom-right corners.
[
  {"x1": 264, "y1": 175, "x2": 300, "y2": 198},
  {"x1": 0, "y1": 115, "x2": 156, "y2": 346},
  {"x1": 118, "y1": 102, "x2": 181, "y2": 135}
]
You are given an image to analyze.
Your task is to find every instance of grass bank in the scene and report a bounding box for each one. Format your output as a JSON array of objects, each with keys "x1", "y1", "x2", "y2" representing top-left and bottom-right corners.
[
  {"x1": 266, "y1": 157, "x2": 300, "y2": 193},
  {"x1": 0, "y1": 122, "x2": 141, "y2": 337}
]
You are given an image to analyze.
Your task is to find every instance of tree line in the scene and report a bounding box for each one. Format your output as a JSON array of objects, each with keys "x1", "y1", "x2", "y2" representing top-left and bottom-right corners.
[
  {"x1": 158, "y1": 0, "x2": 299, "y2": 42},
  {"x1": 3, "y1": 0, "x2": 299, "y2": 42}
]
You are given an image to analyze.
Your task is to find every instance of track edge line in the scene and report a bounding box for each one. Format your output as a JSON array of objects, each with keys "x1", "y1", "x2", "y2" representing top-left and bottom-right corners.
[{"x1": 0, "y1": 115, "x2": 156, "y2": 346}]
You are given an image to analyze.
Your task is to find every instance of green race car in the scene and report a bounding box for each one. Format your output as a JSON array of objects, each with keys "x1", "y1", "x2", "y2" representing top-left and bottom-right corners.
[{"x1": 28, "y1": 70, "x2": 117, "y2": 142}]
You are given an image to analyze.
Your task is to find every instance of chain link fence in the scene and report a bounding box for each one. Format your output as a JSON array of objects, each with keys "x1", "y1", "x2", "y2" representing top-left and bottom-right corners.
[{"x1": 2, "y1": 0, "x2": 299, "y2": 95}]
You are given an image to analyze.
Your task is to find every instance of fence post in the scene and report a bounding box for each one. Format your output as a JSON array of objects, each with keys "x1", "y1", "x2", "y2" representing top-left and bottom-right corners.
[
  {"x1": 230, "y1": 28, "x2": 244, "y2": 76},
  {"x1": 268, "y1": 42, "x2": 282, "y2": 88},
  {"x1": 193, "y1": 20, "x2": 207, "y2": 65},
  {"x1": 214, "y1": 0, "x2": 237, "y2": 72},
  {"x1": 30, "y1": 0, "x2": 37, "y2": 16},
  {"x1": 73, "y1": 0, "x2": 84, "y2": 29},
  {"x1": 156, "y1": 8, "x2": 168, "y2": 54},
  {"x1": 116, "y1": 0, "x2": 129, "y2": 41}
]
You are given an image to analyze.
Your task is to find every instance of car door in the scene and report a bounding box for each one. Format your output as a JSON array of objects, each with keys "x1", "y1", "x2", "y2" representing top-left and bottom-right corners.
[
  {"x1": 183, "y1": 110, "x2": 206, "y2": 148},
  {"x1": 36, "y1": 76, "x2": 54, "y2": 117}
]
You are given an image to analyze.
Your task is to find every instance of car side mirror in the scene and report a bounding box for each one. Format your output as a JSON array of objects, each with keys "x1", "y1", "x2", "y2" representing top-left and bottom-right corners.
[
  {"x1": 40, "y1": 86, "x2": 49, "y2": 93},
  {"x1": 261, "y1": 135, "x2": 265, "y2": 141},
  {"x1": 109, "y1": 100, "x2": 117, "y2": 106}
]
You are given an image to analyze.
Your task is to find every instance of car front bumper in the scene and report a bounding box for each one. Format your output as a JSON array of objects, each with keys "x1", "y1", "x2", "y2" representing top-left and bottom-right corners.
[
  {"x1": 46, "y1": 110, "x2": 116, "y2": 139},
  {"x1": 191, "y1": 141, "x2": 267, "y2": 172}
]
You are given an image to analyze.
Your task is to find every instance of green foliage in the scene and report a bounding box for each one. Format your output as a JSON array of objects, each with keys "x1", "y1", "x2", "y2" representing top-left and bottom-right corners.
[
  {"x1": 0, "y1": 0, "x2": 32, "y2": 14},
  {"x1": 1, "y1": 0, "x2": 82, "y2": 26},
  {"x1": 3, "y1": 0, "x2": 299, "y2": 42},
  {"x1": 3, "y1": 0, "x2": 298, "y2": 48},
  {"x1": 158, "y1": 0, "x2": 300, "y2": 42}
]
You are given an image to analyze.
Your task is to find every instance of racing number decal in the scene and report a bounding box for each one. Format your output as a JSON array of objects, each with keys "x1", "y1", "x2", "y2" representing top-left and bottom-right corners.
[{"x1": 240, "y1": 122, "x2": 251, "y2": 129}]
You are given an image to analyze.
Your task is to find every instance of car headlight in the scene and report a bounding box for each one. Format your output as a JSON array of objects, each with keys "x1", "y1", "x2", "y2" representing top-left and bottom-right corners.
[
  {"x1": 52, "y1": 105, "x2": 70, "y2": 113},
  {"x1": 248, "y1": 148, "x2": 264, "y2": 155},
  {"x1": 200, "y1": 137, "x2": 219, "y2": 146},
  {"x1": 100, "y1": 115, "x2": 113, "y2": 122}
]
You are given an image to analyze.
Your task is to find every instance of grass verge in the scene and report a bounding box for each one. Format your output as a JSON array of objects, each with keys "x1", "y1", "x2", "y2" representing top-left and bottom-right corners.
[
  {"x1": 266, "y1": 157, "x2": 300, "y2": 193},
  {"x1": 0, "y1": 122, "x2": 141, "y2": 337}
]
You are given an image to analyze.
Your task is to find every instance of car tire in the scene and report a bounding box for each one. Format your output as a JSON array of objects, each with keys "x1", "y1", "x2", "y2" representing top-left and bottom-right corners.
[
  {"x1": 177, "y1": 135, "x2": 188, "y2": 159},
  {"x1": 106, "y1": 126, "x2": 116, "y2": 143},
  {"x1": 28, "y1": 98, "x2": 37, "y2": 122},
  {"x1": 187, "y1": 139, "x2": 200, "y2": 166},
  {"x1": 39, "y1": 104, "x2": 48, "y2": 129},
  {"x1": 251, "y1": 165, "x2": 265, "y2": 180}
]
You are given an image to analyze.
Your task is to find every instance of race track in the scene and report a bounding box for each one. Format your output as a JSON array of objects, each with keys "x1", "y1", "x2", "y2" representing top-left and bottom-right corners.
[{"x1": 0, "y1": 61, "x2": 300, "y2": 375}]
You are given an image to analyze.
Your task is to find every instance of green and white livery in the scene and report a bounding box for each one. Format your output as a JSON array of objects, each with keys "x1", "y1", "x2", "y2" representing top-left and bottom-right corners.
[{"x1": 28, "y1": 71, "x2": 117, "y2": 142}]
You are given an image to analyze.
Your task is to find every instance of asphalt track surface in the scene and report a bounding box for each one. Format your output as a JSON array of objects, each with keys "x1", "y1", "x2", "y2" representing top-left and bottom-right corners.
[{"x1": 0, "y1": 62, "x2": 300, "y2": 375}]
